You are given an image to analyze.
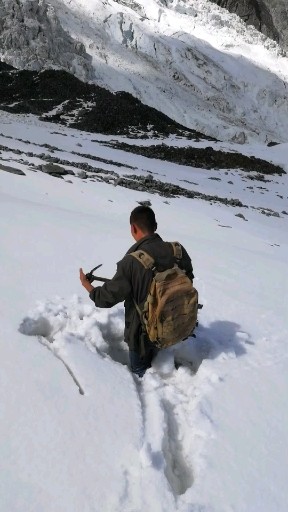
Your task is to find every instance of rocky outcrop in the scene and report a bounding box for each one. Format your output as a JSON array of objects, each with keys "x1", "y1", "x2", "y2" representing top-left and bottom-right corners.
[
  {"x1": 0, "y1": 65, "x2": 210, "y2": 138},
  {"x1": 0, "y1": 163, "x2": 26, "y2": 175},
  {"x1": 210, "y1": 0, "x2": 288, "y2": 49},
  {"x1": 0, "y1": 0, "x2": 93, "y2": 80},
  {"x1": 102, "y1": 141, "x2": 285, "y2": 175}
]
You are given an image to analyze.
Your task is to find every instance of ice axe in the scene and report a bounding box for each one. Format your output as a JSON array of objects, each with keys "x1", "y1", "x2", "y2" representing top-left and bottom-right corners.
[{"x1": 85, "y1": 264, "x2": 110, "y2": 284}]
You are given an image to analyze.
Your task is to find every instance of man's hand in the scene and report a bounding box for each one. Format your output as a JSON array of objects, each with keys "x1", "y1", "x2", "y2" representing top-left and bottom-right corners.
[{"x1": 79, "y1": 268, "x2": 94, "y2": 293}]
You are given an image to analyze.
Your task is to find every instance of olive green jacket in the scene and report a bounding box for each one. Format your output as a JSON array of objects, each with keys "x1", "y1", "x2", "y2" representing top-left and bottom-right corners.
[{"x1": 89, "y1": 233, "x2": 194, "y2": 353}]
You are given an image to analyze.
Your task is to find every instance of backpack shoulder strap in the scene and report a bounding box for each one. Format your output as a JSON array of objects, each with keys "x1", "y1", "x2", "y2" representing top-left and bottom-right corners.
[
  {"x1": 129, "y1": 250, "x2": 155, "y2": 340},
  {"x1": 170, "y1": 241, "x2": 182, "y2": 260},
  {"x1": 130, "y1": 250, "x2": 155, "y2": 270}
]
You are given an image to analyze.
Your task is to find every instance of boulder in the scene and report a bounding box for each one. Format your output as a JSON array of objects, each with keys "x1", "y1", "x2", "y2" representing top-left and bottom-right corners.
[{"x1": 0, "y1": 163, "x2": 25, "y2": 175}]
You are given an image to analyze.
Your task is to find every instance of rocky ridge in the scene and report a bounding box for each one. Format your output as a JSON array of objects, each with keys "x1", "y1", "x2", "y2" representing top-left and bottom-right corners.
[
  {"x1": 101, "y1": 140, "x2": 284, "y2": 176},
  {"x1": 0, "y1": 63, "x2": 212, "y2": 138},
  {"x1": 210, "y1": 0, "x2": 288, "y2": 50}
]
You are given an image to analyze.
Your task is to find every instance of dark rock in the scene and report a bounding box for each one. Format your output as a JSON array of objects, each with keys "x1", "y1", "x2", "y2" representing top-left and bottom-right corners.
[
  {"x1": 137, "y1": 200, "x2": 152, "y2": 207},
  {"x1": 77, "y1": 170, "x2": 87, "y2": 179},
  {"x1": 50, "y1": 173, "x2": 64, "y2": 179},
  {"x1": 40, "y1": 163, "x2": 74, "y2": 176},
  {"x1": 0, "y1": 61, "x2": 15, "y2": 71},
  {"x1": 235, "y1": 213, "x2": 248, "y2": 221},
  {"x1": 209, "y1": 1, "x2": 288, "y2": 50},
  {"x1": 0, "y1": 67, "x2": 213, "y2": 140},
  {"x1": 256, "y1": 207, "x2": 281, "y2": 217},
  {"x1": 267, "y1": 141, "x2": 279, "y2": 147},
  {"x1": 246, "y1": 173, "x2": 272, "y2": 181},
  {"x1": 231, "y1": 131, "x2": 247, "y2": 144},
  {"x1": 0, "y1": 163, "x2": 25, "y2": 175},
  {"x1": 72, "y1": 149, "x2": 135, "y2": 170},
  {"x1": 104, "y1": 141, "x2": 285, "y2": 175}
]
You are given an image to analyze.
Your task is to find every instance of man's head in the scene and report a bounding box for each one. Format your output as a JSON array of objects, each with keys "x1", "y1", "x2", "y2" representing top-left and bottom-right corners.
[{"x1": 130, "y1": 206, "x2": 157, "y2": 241}]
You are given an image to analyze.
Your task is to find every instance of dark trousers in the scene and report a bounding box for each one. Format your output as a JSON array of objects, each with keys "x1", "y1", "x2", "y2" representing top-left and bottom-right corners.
[{"x1": 129, "y1": 346, "x2": 159, "y2": 377}]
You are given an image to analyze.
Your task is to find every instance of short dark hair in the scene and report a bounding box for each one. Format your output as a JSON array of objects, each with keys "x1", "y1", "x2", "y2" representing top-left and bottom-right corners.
[{"x1": 130, "y1": 206, "x2": 157, "y2": 233}]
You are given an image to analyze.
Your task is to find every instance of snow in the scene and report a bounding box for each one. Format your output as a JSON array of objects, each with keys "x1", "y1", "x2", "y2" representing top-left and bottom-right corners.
[
  {"x1": 0, "y1": 0, "x2": 93, "y2": 80},
  {"x1": 0, "y1": 111, "x2": 287, "y2": 511}
]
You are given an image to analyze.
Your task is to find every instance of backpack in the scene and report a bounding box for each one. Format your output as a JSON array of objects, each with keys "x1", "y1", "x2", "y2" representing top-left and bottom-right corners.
[{"x1": 130, "y1": 241, "x2": 198, "y2": 349}]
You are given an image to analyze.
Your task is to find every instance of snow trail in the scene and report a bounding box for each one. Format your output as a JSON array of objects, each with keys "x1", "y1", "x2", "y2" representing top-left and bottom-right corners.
[{"x1": 18, "y1": 294, "x2": 237, "y2": 504}]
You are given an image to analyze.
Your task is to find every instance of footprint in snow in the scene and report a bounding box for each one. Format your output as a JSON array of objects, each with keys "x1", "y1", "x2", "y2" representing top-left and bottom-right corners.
[{"x1": 18, "y1": 296, "x2": 128, "y2": 394}]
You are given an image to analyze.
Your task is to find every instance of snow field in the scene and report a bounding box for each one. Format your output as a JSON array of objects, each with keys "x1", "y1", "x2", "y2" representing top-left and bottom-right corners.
[{"x1": 0, "y1": 114, "x2": 287, "y2": 511}]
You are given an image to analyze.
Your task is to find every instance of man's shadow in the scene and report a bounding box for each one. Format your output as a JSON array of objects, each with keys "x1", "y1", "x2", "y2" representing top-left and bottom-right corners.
[{"x1": 174, "y1": 320, "x2": 254, "y2": 373}]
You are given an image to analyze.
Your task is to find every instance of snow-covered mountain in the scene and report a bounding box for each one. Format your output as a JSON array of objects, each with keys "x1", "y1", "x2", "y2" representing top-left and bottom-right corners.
[{"x1": 1, "y1": 0, "x2": 288, "y2": 143}]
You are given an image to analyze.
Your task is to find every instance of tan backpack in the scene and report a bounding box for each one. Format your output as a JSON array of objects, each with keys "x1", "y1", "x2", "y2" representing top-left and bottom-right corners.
[{"x1": 131, "y1": 242, "x2": 198, "y2": 349}]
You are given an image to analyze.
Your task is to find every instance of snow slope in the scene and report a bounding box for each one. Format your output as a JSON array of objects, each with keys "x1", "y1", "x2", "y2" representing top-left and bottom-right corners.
[
  {"x1": 1, "y1": 0, "x2": 288, "y2": 142},
  {"x1": 0, "y1": 112, "x2": 288, "y2": 511}
]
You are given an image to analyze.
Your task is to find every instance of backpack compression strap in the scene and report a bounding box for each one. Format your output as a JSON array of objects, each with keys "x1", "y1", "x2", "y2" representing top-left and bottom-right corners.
[{"x1": 170, "y1": 241, "x2": 182, "y2": 260}]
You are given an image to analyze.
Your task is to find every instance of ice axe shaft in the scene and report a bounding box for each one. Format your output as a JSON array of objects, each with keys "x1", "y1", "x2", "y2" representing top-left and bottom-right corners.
[{"x1": 89, "y1": 275, "x2": 110, "y2": 283}]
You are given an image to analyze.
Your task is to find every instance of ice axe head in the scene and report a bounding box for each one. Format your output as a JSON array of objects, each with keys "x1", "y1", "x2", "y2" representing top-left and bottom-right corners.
[{"x1": 85, "y1": 264, "x2": 103, "y2": 283}]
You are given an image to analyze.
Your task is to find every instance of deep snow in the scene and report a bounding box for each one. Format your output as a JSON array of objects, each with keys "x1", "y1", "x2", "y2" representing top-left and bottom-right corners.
[{"x1": 0, "y1": 112, "x2": 287, "y2": 511}]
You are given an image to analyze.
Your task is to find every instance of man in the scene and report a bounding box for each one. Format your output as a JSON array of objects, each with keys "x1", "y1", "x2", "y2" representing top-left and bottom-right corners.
[{"x1": 79, "y1": 206, "x2": 194, "y2": 377}]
